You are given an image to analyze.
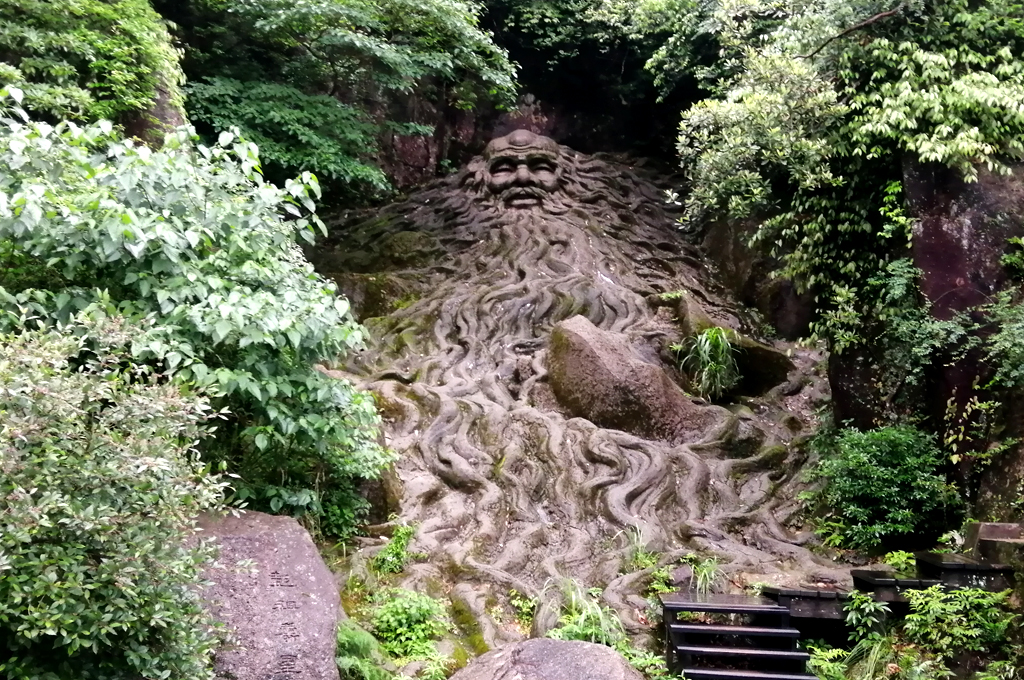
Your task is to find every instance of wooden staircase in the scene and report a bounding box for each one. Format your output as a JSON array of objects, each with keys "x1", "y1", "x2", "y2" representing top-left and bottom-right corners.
[{"x1": 661, "y1": 593, "x2": 815, "y2": 680}]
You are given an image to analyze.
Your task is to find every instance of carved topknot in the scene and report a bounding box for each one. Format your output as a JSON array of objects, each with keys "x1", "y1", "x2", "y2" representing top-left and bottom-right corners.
[{"x1": 484, "y1": 129, "x2": 559, "y2": 160}]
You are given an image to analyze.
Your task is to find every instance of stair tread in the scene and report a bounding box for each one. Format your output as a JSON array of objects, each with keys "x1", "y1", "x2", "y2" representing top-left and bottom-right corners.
[
  {"x1": 675, "y1": 645, "x2": 810, "y2": 659},
  {"x1": 661, "y1": 593, "x2": 788, "y2": 614},
  {"x1": 670, "y1": 624, "x2": 800, "y2": 637},
  {"x1": 681, "y1": 669, "x2": 815, "y2": 680}
]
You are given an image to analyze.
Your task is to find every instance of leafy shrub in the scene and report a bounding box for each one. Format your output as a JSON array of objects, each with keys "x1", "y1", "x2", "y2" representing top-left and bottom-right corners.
[
  {"x1": 371, "y1": 524, "x2": 417, "y2": 575},
  {"x1": 371, "y1": 590, "x2": 450, "y2": 659},
  {"x1": 0, "y1": 0, "x2": 182, "y2": 122},
  {"x1": 0, "y1": 97, "x2": 392, "y2": 533},
  {"x1": 902, "y1": 587, "x2": 1013, "y2": 660},
  {"x1": 336, "y1": 620, "x2": 395, "y2": 680},
  {"x1": 0, "y1": 318, "x2": 225, "y2": 679},
  {"x1": 186, "y1": 78, "x2": 393, "y2": 196},
  {"x1": 883, "y1": 551, "x2": 916, "y2": 578},
  {"x1": 806, "y1": 425, "x2": 963, "y2": 550},
  {"x1": 673, "y1": 327, "x2": 740, "y2": 399}
]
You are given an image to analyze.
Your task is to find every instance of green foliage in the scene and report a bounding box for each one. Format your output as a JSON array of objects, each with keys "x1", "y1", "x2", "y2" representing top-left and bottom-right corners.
[
  {"x1": 0, "y1": 0, "x2": 182, "y2": 122},
  {"x1": 647, "y1": 565, "x2": 675, "y2": 595},
  {"x1": 805, "y1": 425, "x2": 963, "y2": 550},
  {"x1": 370, "y1": 589, "x2": 450, "y2": 660},
  {"x1": 509, "y1": 589, "x2": 537, "y2": 628},
  {"x1": 882, "y1": 551, "x2": 916, "y2": 578},
  {"x1": 186, "y1": 78, "x2": 391, "y2": 194},
  {"x1": 807, "y1": 643, "x2": 847, "y2": 680},
  {"x1": 671, "y1": 1, "x2": 1024, "y2": 350},
  {"x1": 547, "y1": 582, "x2": 626, "y2": 647},
  {"x1": 161, "y1": 0, "x2": 515, "y2": 201},
  {"x1": 843, "y1": 634, "x2": 946, "y2": 680},
  {"x1": 844, "y1": 590, "x2": 889, "y2": 643},
  {"x1": 902, "y1": 587, "x2": 1013, "y2": 661},
  {"x1": 371, "y1": 524, "x2": 417, "y2": 575},
  {"x1": 681, "y1": 553, "x2": 720, "y2": 595},
  {"x1": 1001, "y1": 237, "x2": 1024, "y2": 280},
  {"x1": 0, "y1": 318, "x2": 225, "y2": 679},
  {"x1": 546, "y1": 581, "x2": 672, "y2": 679},
  {"x1": 673, "y1": 327, "x2": 740, "y2": 399},
  {"x1": 0, "y1": 102, "x2": 392, "y2": 533},
  {"x1": 336, "y1": 620, "x2": 395, "y2": 680}
]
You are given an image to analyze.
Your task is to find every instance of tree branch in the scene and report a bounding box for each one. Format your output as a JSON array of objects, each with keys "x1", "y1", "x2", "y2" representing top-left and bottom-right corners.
[{"x1": 798, "y1": 6, "x2": 903, "y2": 60}]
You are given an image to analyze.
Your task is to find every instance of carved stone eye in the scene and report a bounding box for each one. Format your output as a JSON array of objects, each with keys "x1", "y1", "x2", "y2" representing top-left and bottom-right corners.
[
  {"x1": 529, "y1": 159, "x2": 556, "y2": 174},
  {"x1": 490, "y1": 160, "x2": 516, "y2": 175}
]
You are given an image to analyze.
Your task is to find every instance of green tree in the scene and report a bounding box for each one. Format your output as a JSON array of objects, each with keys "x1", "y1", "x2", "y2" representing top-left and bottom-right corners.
[
  {"x1": 0, "y1": 318, "x2": 225, "y2": 679},
  {"x1": 0, "y1": 92, "x2": 392, "y2": 533},
  {"x1": 806, "y1": 425, "x2": 963, "y2": 550},
  {"x1": 667, "y1": 0, "x2": 1024, "y2": 346},
  {"x1": 0, "y1": 0, "x2": 183, "y2": 123},
  {"x1": 157, "y1": 0, "x2": 516, "y2": 199}
]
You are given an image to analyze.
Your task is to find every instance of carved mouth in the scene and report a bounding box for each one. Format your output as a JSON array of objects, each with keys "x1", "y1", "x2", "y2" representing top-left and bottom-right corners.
[{"x1": 504, "y1": 189, "x2": 544, "y2": 208}]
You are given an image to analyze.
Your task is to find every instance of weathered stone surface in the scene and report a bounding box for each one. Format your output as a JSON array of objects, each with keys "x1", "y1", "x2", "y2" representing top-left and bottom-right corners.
[
  {"x1": 198, "y1": 511, "x2": 341, "y2": 680},
  {"x1": 449, "y1": 639, "x2": 644, "y2": 680},
  {"x1": 548, "y1": 315, "x2": 716, "y2": 441},
  {"x1": 701, "y1": 219, "x2": 813, "y2": 340}
]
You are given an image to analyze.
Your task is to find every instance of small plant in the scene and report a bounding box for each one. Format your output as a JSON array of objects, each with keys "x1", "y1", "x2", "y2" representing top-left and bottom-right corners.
[
  {"x1": 883, "y1": 551, "x2": 916, "y2": 577},
  {"x1": 370, "y1": 589, "x2": 450, "y2": 660},
  {"x1": 336, "y1": 620, "x2": 394, "y2": 680},
  {"x1": 546, "y1": 580, "x2": 672, "y2": 679},
  {"x1": 673, "y1": 327, "x2": 741, "y2": 400},
  {"x1": 659, "y1": 290, "x2": 685, "y2": 301},
  {"x1": 509, "y1": 589, "x2": 537, "y2": 629},
  {"x1": 622, "y1": 526, "x2": 659, "y2": 572},
  {"x1": 902, "y1": 587, "x2": 1013, "y2": 661},
  {"x1": 844, "y1": 590, "x2": 889, "y2": 643},
  {"x1": 547, "y1": 581, "x2": 626, "y2": 647},
  {"x1": 806, "y1": 643, "x2": 847, "y2": 680},
  {"x1": 371, "y1": 524, "x2": 417, "y2": 575},
  {"x1": 1002, "y1": 236, "x2": 1024, "y2": 280},
  {"x1": 647, "y1": 566, "x2": 676, "y2": 596},
  {"x1": 681, "y1": 553, "x2": 720, "y2": 595}
]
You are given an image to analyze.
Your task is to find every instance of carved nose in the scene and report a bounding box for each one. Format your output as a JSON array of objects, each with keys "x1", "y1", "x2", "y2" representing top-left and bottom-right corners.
[{"x1": 514, "y1": 165, "x2": 532, "y2": 184}]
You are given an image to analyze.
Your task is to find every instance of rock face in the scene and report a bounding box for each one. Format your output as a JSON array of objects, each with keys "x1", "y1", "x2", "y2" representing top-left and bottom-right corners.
[
  {"x1": 547, "y1": 315, "x2": 715, "y2": 441},
  {"x1": 449, "y1": 639, "x2": 643, "y2": 680},
  {"x1": 198, "y1": 511, "x2": 341, "y2": 680}
]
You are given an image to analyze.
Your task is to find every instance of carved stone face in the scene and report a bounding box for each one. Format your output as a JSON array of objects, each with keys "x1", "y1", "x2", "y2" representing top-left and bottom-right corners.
[{"x1": 483, "y1": 130, "x2": 561, "y2": 208}]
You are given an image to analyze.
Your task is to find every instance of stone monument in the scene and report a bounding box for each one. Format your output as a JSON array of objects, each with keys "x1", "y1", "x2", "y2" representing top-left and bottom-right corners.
[{"x1": 198, "y1": 511, "x2": 341, "y2": 680}]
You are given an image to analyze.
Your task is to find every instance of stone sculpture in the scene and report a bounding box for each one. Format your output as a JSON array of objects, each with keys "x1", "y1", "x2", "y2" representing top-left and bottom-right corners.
[{"x1": 310, "y1": 130, "x2": 835, "y2": 648}]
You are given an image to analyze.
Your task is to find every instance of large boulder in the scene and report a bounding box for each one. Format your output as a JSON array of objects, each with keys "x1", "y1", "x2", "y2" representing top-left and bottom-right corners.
[
  {"x1": 547, "y1": 315, "x2": 715, "y2": 441},
  {"x1": 198, "y1": 511, "x2": 341, "y2": 680},
  {"x1": 449, "y1": 639, "x2": 643, "y2": 680}
]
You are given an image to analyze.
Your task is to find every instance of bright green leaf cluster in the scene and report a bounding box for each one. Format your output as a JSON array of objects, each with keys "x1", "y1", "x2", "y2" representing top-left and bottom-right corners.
[
  {"x1": 805, "y1": 425, "x2": 964, "y2": 550},
  {"x1": 0, "y1": 318, "x2": 225, "y2": 679},
  {"x1": 0, "y1": 0, "x2": 183, "y2": 122},
  {"x1": 0, "y1": 102, "x2": 394, "y2": 529}
]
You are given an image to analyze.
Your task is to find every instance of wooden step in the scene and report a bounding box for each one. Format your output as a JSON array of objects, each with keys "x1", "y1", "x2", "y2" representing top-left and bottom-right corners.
[
  {"x1": 670, "y1": 624, "x2": 800, "y2": 638},
  {"x1": 675, "y1": 645, "x2": 810, "y2": 661},
  {"x1": 661, "y1": 593, "x2": 788, "y2": 615},
  {"x1": 681, "y1": 669, "x2": 815, "y2": 680}
]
